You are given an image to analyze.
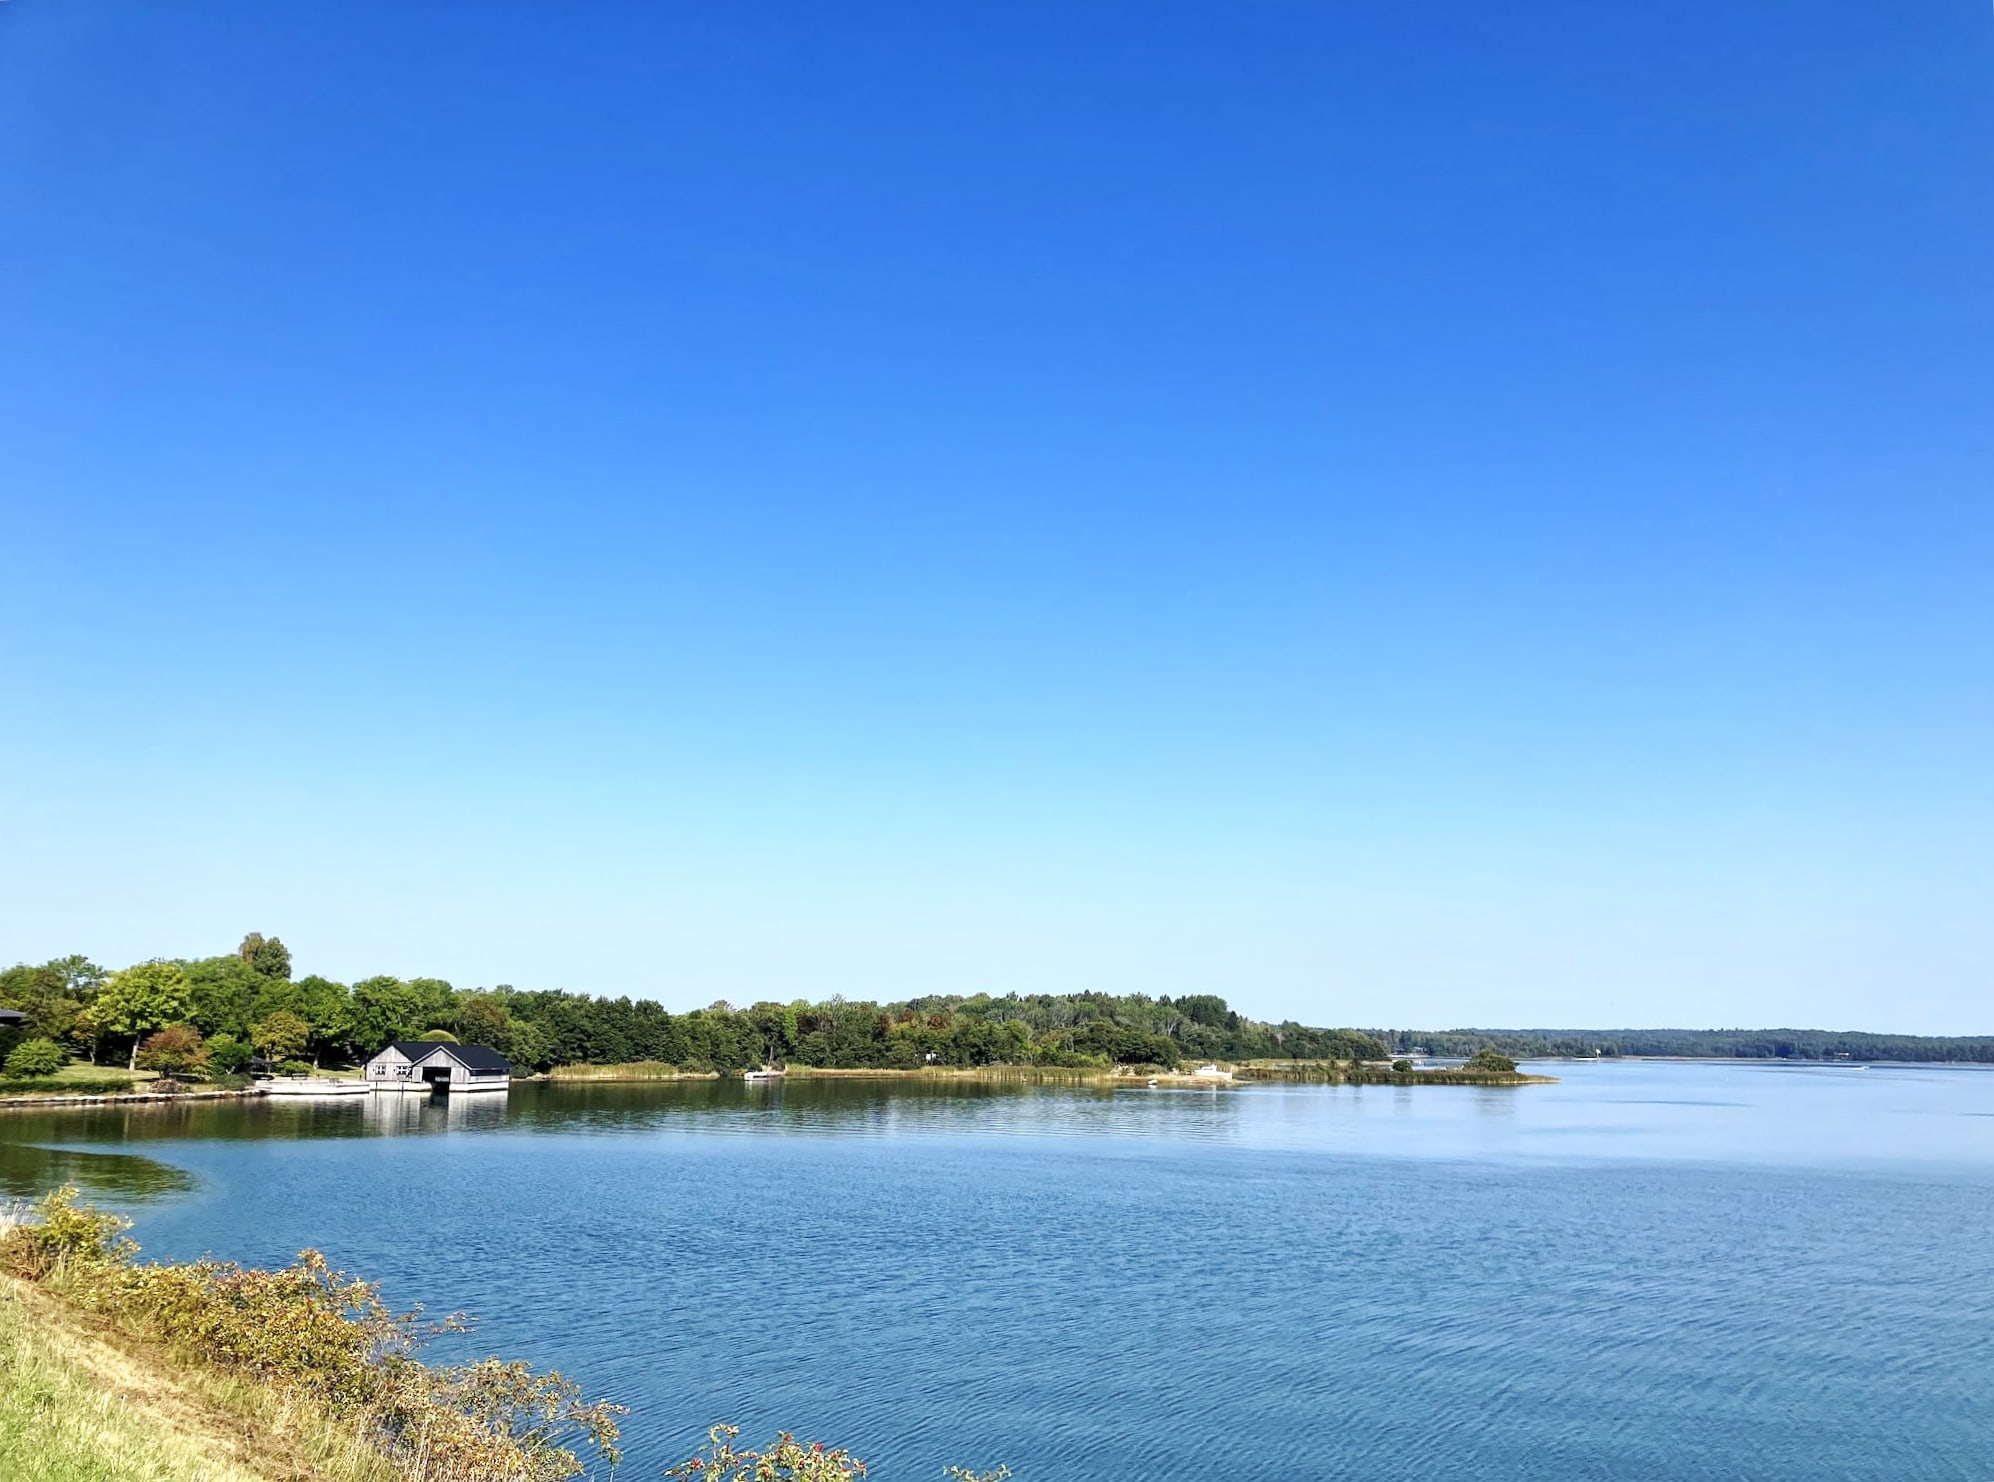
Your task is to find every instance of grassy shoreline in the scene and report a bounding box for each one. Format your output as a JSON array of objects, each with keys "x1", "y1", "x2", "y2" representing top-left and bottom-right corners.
[
  {"x1": 1, "y1": 1191, "x2": 624, "y2": 1482},
  {"x1": 546, "y1": 1061, "x2": 1556, "y2": 1087},
  {"x1": 0, "y1": 1191, "x2": 992, "y2": 1482},
  {"x1": 0, "y1": 1060, "x2": 1554, "y2": 1106},
  {"x1": 0, "y1": 1272, "x2": 393, "y2": 1482}
]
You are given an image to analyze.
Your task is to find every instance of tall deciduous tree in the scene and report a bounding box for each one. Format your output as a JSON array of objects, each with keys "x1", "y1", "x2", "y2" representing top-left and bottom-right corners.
[
  {"x1": 96, "y1": 962, "x2": 195, "y2": 1070},
  {"x1": 238, "y1": 932, "x2": 293, "y2": 981},
  {"x1": 350, "y1": 976, "x2": 420, "y2": 1053},
  {"x1": 404, "y1": 977, "x2": 458, "y2": 1032},
  {"x1": 456, "y1": 993, "x2": 512, "y2": 1050},
  {"x1": 252, "y1": 1010, "x2": 311, "y2": 1062},
  {"x1": 183, "y1": 956, "x2": 267, "y2": 1039},
  {"x1": 293, "y1": 975, "x2": 355, "y2": 1065}
]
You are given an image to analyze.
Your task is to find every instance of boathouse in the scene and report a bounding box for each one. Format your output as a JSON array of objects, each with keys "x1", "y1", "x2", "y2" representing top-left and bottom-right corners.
[{"x1": 364, "y1": 1041, "x2": 512, "y2": 1094}]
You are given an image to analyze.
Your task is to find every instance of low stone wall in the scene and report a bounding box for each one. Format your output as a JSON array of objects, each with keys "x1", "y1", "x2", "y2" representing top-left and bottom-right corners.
[{"x1": 0, "y1": 1087, "x2": 254, "y2": 1111}]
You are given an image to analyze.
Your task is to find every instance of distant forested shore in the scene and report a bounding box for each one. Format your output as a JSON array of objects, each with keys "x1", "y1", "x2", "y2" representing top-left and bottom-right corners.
[
  {"x1": 1396, "y1": 1028, "x2": 1994, "y2": 1063},
  {"x1": 2, "y1": 934, "x2": 1987, "y2": 1081}
]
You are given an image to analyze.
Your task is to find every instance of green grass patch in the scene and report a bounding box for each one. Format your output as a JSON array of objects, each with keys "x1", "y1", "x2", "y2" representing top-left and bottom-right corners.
[
  {"x1": 48, "y1": 1064, "x2": 154, "y2": 1083},
  {"x1": 0, "y1": 1078, "x2": 145, "y2": 1100}
]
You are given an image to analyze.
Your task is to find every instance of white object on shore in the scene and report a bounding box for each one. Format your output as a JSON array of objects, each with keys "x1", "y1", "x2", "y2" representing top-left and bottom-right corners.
[
  {"x1": 364, "y1": 1042, "x2": 512, "y2": 1094},
  {"x1": 1193, "y1": 1063, "x2": 1233, "y2": 1079},
  {"x1": 256, "y1": 1076, "x2": 372, "y2": 1098},
  {"x1": 742, "y1": 1068, "x2": 784, "y2": 1080}
]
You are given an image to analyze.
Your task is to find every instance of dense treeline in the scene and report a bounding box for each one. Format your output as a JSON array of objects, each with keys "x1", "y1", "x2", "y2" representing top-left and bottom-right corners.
[
  {"x1": 6, "y1": 936, "x2": 1986, "y2": 1078},
  {"x1": 1383, "y1": 1028, "x2": 1994, "y2": 1063},
  {"x1": 0, "y1": 934, "x2": 1384, "y2": 1076}
]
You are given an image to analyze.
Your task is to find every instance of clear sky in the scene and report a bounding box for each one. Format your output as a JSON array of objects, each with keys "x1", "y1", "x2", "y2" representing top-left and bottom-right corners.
[{"x1": 2, "y1": 2, "x2": 1989, "y2": 1032}]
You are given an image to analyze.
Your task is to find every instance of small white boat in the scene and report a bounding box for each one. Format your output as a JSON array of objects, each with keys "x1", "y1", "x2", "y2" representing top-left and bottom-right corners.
[
  {"x1": 742, "y1": 1068, "x2": 785, "y2": 1081},
  {"x1": 256, "y1": 1076, "x2": 372, "y2": 1098}
]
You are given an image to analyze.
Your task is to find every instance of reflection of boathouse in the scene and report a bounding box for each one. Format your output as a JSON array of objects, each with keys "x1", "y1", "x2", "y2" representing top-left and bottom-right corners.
[{"x1": 364, "y1": 1042, "x2": 511, "y2": 1094}]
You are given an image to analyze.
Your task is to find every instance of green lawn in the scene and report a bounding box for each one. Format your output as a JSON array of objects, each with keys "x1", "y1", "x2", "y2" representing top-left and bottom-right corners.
[
  {"x1": 0, "y1": 1063, "x2": 162, "y2": 1099},
  {"x1": 48, "y1": 1064, "x2": 156, "y2": 1084}
]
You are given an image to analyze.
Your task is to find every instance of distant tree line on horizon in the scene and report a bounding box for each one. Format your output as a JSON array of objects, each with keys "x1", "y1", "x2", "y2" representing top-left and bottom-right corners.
[
  {"x1": 1389, "y1": 1028, "x2": 1994, "y2": 1063},
  {"x1": 3, "y1": 935, "x2": 1988, "y2": 1079},
  {"x1": 0, "y1": 934, "x2": 1386, "y2": 1077}
]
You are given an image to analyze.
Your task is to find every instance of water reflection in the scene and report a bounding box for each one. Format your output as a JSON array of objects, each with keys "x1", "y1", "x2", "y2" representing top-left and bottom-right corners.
[
  {"x1": 7, "y1": 1061, "x2": 1994, "y2": 1175},
  {"x1": 361, "y1": 1091, "x2": 510, "y2": 1134},
  {"x1": 0, "y1": 1140, "x2": 196, "y2": 1201},
  {"x1": 499, "y1": 1077, "x2": 1252, "y2": 1145}
]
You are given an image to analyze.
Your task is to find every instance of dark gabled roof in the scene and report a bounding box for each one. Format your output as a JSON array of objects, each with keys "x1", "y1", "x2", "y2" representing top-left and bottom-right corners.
[
  {"x1": 384, "y1": 1041, "x2": 512, "y2": 1073},
  {"x1": 0, "y1": 1008, "x2": 24, "y2": 1026}
]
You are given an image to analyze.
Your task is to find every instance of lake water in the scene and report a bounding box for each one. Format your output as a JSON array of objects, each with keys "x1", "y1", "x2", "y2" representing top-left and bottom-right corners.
[{"x1": 5, "y1": 1061, "x2": 1991, "y2": 1481}]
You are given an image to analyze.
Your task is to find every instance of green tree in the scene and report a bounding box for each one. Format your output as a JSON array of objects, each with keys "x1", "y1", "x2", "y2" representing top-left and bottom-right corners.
[
  {"x1": 206, "y1": 1033, "x2": 253, "y2": 1074},
  {"x1": 183, "y1": 955, "x2": 267, "y2": 1040},
  {"x1": 237, "y1": 932, "x2": 293, "y2": 980},
  {"x1": 65, "y1": 1004, "x2": 104, "y2": 1064},
  {"x1": 503, "y1": 1017, "x2": 553, "y2": 1071},
  {"x1": 0, "y1": 962, "x2": 85, "y2": 1043},
  {"x1": 404, "y1": 977, "x2": 459, "y2": 1032},
  {"x1": 1465, "y1": 1048, "x2": 1518, "y2": 1074},
  {"x1": 456, "y1": 992, "x2": 512, "y2": 1050},
  {"x1": 42, "y1": 955, "x2": 108, "y2": 998},
  {"x1": 97, "y1": 962, "x2": 195, "y2": 1070},
  {"x1": 252, "y1": 1010, "x2": 311, "y2": 1062},
  {"x1": 293, "y1": 975, "x2": 355, "y2": 1065},
  {"x1": 350, "y1": 976, "x2": 420, "y2": 1052},
  {"x1": 4, "y1": 1038, "x2": 66, "y2": 1077}
]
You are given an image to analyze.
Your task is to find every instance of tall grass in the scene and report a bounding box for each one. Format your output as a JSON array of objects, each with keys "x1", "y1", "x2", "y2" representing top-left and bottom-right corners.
[
  {"x1": 545, "y1": 1061, "x2": 716, "y2": 1080},
  {"x1": 0, "y1": 1279, "x2": 276, "y2": 1482}
]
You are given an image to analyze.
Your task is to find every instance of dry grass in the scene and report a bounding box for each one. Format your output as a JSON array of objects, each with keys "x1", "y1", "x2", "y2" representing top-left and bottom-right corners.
[
  {"x1": 545, "y1": 1062, "x2": 718, "y2": 1081},
  {"x1": 0, "y1": 1274, "x2": 396, "y2": 1482}
]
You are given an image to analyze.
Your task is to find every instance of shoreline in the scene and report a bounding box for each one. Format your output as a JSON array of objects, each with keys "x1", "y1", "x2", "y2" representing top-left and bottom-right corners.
[
  {"x1": 0, "y1": 1086, "x2": 254, "y2": 1110},
  {"x1": 554, "y1": 1062, "x2": 1557, "y2": 1088},
  {"x1": 0, "y1": 1062, "x2": 1560, "y2": 1107}
]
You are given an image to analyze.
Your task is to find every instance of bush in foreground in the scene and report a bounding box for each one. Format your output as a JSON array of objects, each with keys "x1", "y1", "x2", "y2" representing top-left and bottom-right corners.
[
  {"x1": 3, "y1": 1037, "x2": 66, "y2": 1077},
  {"x1": 1464, "y1": 1048, "x2": 1519, "y2": 1073},
  {"x1": 2, "y1": 1187, "x2": 622, "y2": 1481},
  {"x1": 666, "y1": 1425, "x2": 1011, "y2": 1482}
]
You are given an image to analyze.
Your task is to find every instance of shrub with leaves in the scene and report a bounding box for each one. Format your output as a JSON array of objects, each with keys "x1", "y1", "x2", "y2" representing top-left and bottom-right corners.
[
  {"x1": 135, "y1": 1023, "x2": 210, "y2": 1078},
  {"x1": 1, "y1": 1188, "x2": 624, "y2": 1481},
  {"x1": 205, "y1": 1032, "x2": 253, "y2": 1073},
  {"x1": 666, "y1": 1425, "x2": 1009, "y2": 1482},
  {"x1": 3, "y1": 1036, "x2": 66, "y2": 1077},
  {"x1": 0, "y1": 1184, "x2": 138, "y2": 1281},
  {"x1": 251, "y1": 1009, "x2": 312, "y2": 1061},
  {"x1": 667, "y1": 1425, "x2": 870, "y2": 1481},
  {"x1": 1464, "y1": 1048, "x2": 1519, "y2": 1073}
]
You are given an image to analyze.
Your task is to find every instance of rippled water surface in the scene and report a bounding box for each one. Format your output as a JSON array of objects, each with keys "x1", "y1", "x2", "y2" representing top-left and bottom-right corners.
[{"x1": 6, "y1": 1062, "x2": 1991, "y2": 1480}]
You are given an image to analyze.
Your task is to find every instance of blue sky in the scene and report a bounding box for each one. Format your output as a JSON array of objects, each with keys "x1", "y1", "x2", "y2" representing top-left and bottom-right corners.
[{"x1": 2, "y1": 2, "x2": 1989, "y2": 1031}]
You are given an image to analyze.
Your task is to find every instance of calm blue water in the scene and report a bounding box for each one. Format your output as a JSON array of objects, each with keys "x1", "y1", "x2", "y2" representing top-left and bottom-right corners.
[{"x1": 5, "y1": 1061, "x2": 1991, "y2": 1480}]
